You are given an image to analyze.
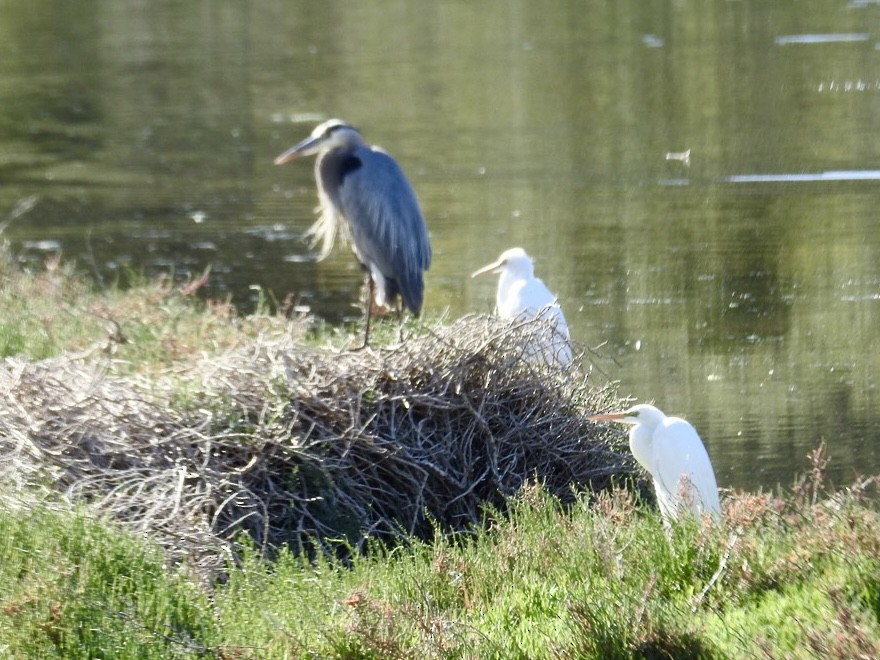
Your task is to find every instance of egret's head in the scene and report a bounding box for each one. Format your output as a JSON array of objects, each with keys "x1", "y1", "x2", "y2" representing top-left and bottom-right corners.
[
  {"x1": 274, "y1": 119, "x2": 364, "y2": 165},
  {"x1": 471, "y1": 247, "x2": 535, "y2": 279},
  {"x1": 588, "y1": 403, "x2": 664, "y2": 427}
]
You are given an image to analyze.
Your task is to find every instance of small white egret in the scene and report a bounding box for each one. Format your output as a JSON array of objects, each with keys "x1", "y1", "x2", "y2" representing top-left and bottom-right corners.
[
  {"x1": 588, "y1": 404, "x2": 721, "y2": 522},
  {"x1": 275, "y1": 119, "x2": 431, "y2": 347},
  {"x1": 471, "y1": 247, "x2": 572, "y2": 366}
]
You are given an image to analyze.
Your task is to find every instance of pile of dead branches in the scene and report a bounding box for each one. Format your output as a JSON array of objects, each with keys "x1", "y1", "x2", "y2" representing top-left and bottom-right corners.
[{"x1": 0, "y1": 314, "x2": 639, "y2": 579}]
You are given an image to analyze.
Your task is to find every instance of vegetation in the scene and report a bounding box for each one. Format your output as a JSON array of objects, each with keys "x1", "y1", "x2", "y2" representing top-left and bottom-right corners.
[
  {"x1": 1, "y1": 245, "x2": 879, "y2": 657},
  {"x1": 2, "y1": 465, "x2": 879, "y2": 658}
]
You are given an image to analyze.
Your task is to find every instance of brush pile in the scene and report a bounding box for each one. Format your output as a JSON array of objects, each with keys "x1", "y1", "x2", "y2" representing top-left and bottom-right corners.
[{"x1": 0, "y1": 315, "x2": 638, "y2": 578}]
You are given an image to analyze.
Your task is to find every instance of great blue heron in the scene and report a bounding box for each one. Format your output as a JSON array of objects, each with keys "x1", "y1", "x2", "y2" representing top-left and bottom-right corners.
[
  {"x1": 588, "y1": 404, "x2": 722, "y2": 523},
  {"x1": 471, "y1": 247, "x2": 573, "y2": 366},
  {"x1": 274, "y1": 119, "x2": 431, "y2": 346}
]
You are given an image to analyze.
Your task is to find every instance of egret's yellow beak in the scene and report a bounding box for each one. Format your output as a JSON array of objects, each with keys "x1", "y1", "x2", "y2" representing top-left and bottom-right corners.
[
  {"x1": 587, "y1": 411, "x2": 629, "y2": 422},
  {"x1": 471, "y1": 258, "x2": 505, "y2": 278}
]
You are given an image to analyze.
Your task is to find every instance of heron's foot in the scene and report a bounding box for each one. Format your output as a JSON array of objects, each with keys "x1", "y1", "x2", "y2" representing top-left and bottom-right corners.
[
  {"x1": 370, "y1": 302, "x2": 394, "y2": 317},
  {"x1": 348, "y1": 324, "x2": 371, "y2": 352}
]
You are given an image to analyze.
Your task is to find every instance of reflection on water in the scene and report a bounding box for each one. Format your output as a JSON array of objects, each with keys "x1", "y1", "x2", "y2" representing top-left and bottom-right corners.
[
  {"x1": 724, "y1": 170, "x2": 880, "y2": 183},
  {"x1": 1, "y1": 0, "x2": 879, "y2": 491},
  {"x1": 774, "y1": 33, "x2": 871, "y2": 45}
]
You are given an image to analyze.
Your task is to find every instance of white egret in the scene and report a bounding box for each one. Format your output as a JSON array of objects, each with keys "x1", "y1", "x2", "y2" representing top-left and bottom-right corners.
[
  {"x1": 275, "y1": 119, "x2": 431, "y2": 346},
  {"x1": 471, "y1": 247, "x2": 573, "y2": 366},
  {"x1": 588, "y1": 404, "x2": 721, "y2": 522}
]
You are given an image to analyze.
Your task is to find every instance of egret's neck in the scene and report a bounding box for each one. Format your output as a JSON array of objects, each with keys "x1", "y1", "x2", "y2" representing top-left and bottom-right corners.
[
  {"x1": 496, "y1": 268, "x2": 525, "y2": 313},
  {"x1": 629, "y1": 424, "x2": 653, "y2": 473},
  {"x1": 497, "y1": 268, "x2": 518, "y2": 295}
]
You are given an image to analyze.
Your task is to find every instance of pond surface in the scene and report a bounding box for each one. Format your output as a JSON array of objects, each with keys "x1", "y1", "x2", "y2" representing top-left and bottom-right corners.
[{"x1": 2, "y1": 0, "x2": 880, "y2": 491}]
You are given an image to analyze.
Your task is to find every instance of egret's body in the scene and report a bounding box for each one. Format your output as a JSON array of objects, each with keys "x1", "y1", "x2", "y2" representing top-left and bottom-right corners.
[
  {"x1": 588, "y1": 404, "x2": 721, "y2": 522},
  {"x1": 274, "y1": 119, "x2": 431, "y2": 345},
  {"x1": 472, "y1": 247, "x2": 572, "y2": 366}
]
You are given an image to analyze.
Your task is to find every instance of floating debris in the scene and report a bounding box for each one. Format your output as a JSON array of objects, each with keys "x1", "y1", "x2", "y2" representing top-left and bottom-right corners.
[{"x1": 665, "y1": 149, "x2": 691, "y2": 166}]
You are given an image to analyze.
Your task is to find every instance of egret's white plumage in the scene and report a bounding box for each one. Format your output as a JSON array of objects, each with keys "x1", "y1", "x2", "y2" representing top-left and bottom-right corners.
[
  {"x1": 471, "y1": 247, "x2": 572, "y2": 366},
  {"x1": 588, "y1": 404, "x2": 721, "y2": 522}
]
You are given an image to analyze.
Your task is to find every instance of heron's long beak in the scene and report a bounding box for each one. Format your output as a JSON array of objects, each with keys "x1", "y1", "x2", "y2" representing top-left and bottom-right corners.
[
  {"x1": 587, "y1": 411, "x2": 627, "y2": 422},
  {"x1": 471, "y1": 258, "x2": 504, "y2": 278},
  {"x1": 274, "y1": 135, "x2": 324, "y2": 165}
]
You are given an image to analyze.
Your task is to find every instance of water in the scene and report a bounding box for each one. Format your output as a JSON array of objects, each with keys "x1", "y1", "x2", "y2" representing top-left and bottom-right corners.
[{"x1": 2, "y1": 0, "x2": 879, "y2": 491}]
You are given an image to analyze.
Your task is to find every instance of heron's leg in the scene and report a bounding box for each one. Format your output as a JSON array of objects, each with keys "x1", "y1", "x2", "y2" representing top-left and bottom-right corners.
[
  {"x1": 357, "y1": 274, "x2": 374, "y2": 350},
  {"x1": 396, "y1": 299, "x2": 405, "y2": 342}
]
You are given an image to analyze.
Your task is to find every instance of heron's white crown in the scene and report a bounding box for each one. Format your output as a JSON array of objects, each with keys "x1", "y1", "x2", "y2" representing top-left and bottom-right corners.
[{"x1": 312, "y1": 119, "x2": 365, "y2": 150}]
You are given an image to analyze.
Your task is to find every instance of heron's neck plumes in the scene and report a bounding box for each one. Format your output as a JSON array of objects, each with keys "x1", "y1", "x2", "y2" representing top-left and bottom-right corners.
[
  {"x1": 304, "y1": 196, "x2": 353, "y2": 261},
  {"x1": 303, "y1": 207, "x2": 339, "y2": 261},
  {"x1": 307, "y1": 151, "x2": 354, "y2": 260}
]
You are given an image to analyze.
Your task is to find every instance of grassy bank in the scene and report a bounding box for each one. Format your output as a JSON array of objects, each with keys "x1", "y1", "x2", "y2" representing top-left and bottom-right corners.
[
  {"x1": 2, "y1": 468, "x2": 879, "y2": 658},
  {"x1": 1, "y1": 246, "x2": 879, "y2": 657}
]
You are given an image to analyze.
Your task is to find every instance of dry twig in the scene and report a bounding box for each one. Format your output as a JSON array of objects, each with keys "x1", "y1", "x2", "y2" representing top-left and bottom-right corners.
[{"x1": 0, "y1": 315, "x2": 638, "y2": 581}]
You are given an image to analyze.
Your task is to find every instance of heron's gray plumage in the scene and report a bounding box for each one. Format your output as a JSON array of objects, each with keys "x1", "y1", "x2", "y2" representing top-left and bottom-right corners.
[
  {"x1": 276, "y1": 119, "x2": 431, "y2": 318},
  {"x1": 320, "y1": 145, "x2": 430, "y2": 314}
]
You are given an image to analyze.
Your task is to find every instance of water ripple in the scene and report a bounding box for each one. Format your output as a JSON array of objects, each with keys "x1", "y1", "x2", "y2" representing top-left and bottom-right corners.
[
  {"x1": 724, "y1": 170, "x2": 880, "y2": 183},
  {"x1": 775, "y1": 33, "x2": 871, "y2": 45}
]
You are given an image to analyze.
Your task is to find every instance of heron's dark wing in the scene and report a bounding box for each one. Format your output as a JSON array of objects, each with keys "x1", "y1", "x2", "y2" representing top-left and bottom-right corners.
[{"x1": 337, "y1": 146, "x2": 431, "y2": 314}]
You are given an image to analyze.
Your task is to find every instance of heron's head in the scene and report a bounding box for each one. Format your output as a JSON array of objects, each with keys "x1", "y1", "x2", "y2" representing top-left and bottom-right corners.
[
  {"x1": 274, "y1": 119, "x2": 365, "y2": 165},
  {"x1": 588, "y1": 404, "x2": 664, "y2": 428},
  {"x1": 471, "y1": 247, "x2": 535, "y2": 279}
]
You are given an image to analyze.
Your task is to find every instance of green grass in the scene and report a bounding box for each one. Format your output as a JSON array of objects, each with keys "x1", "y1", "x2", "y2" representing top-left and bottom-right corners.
[
  {"x1": 0, "y1": 249, "x2": 99, "y2": 359},
  {"x1": 1, "y1": 243, "x2": 880, "y2": 657},
  {"x1": 0, "y1": 504, "x2": 218, "y2": 658},
  {"x1": 2, "y1": 479, "x2": 879, "y2": 658},
  {"x1": 0, "y1": 243, "x2": 313, "y2": 371}
]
